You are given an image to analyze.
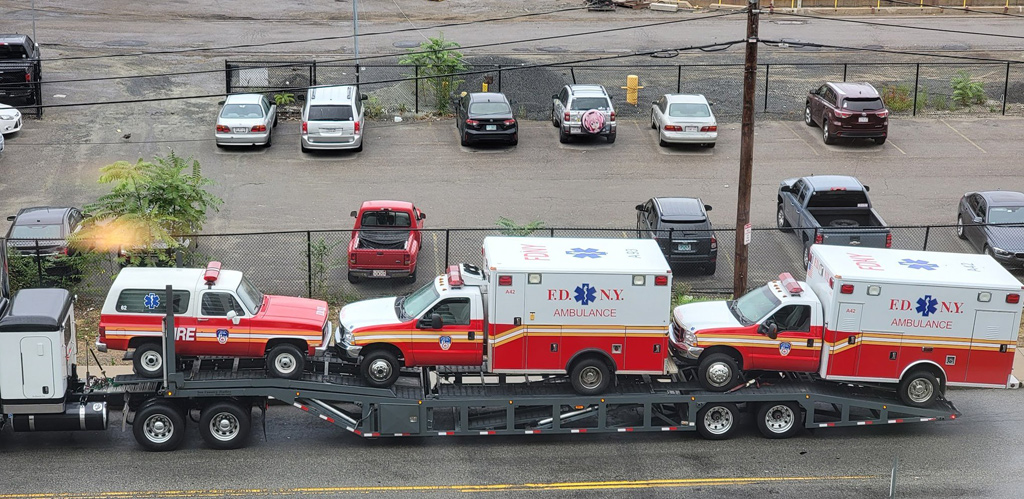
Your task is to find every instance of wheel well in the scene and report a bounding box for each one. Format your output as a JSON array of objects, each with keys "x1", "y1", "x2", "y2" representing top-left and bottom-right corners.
[
  {"x1": 265, "y1": 338, "x2": 308, "y2": 354},
  {"x1": 777, "y1": 196, "x2": 783, "y2": 206},
  {"x1": 565, "y1": 350, "x2": 617, "y2": 374},
  {"x1": 901, "y1": 362, "x2": 947, "y2": 391},
  {"x1": 128, "y1": 337, "x2": 159, "y2": 349},
  {"x1": 699, "y1": 346, "x2": 744, "y2": 370},
  {"x1": 361, "y1": 343, "x2": 406, "y2": 366}
]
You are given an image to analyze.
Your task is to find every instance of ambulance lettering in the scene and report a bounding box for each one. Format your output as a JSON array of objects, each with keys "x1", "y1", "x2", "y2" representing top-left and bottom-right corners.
[
  {"x1": 846, "y1": 253, "x2": 883, "y2": 271},
  {"x1": 888, "y1": 294, "x2": 963, "y2": 330},
  {"x1": 521, "y1": 244, "x2": 550, "y2": 261},
  {"x1": 549, "y1": 283, "x2": 620, "y2": 318}
]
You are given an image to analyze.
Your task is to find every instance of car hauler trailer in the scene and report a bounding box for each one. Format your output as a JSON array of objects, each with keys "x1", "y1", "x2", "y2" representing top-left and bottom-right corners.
[{"x1": 0, "y1": 284, "x2": 961, "y2": 452}]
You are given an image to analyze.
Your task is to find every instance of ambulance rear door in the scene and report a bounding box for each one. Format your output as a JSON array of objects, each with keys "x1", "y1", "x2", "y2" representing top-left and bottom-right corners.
[{"x1": 966, "y1": 308, "x2": 1018, "y2": 385}]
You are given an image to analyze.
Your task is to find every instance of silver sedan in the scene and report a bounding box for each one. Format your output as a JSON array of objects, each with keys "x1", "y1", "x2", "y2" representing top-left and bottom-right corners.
[
  {"x1": 0, "y1": 103, "x2": 22, "y2": 135},
  {"x1": 215, "y1": 93, "x2": 277, "y2": 147},
  {"x1": 651, "y1": 94, "x2": 718, "y2": 148}
]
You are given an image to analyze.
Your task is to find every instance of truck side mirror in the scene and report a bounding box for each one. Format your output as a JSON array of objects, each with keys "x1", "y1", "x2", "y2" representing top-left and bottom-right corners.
[
  {"x1": 635, "y1": 204, "x2": 645, "y2": 212},
  {"x1": 779, "y1": 185, "x2": 792, "y2": 193},
  {"x1": 360, "y1": 93, "x2": 368, "y2": 101},
  {"x1": 350, "y1": 211, "x2": 357, "y2": 218},
  {"x1": 863, "y1": 185, "x2": 870, "y2": 192},
  {"x1": 419, "y1": 212, "x2": 426, "y2": 220},
  {"x1": 6, "y1": 215, "x2": 15, "y2": 221},
  {"x1": 296, "y1": 93, "x2": 306, "y2": 102},
  {"x1": 704, "y1": 204, "x2": 713, "y2": 212},
  {"x1": 431, "y1": 313, "x2": 443, "y2": 329},
  {"x1": 218, "y1": 100, "x2": 225, "y2": 105},
  {"x1": 226, "y1": 310, "x2": 240, "y2": 326},
  {"x1": 759, "y1": 321, "x2": 779, "y2": 340}
]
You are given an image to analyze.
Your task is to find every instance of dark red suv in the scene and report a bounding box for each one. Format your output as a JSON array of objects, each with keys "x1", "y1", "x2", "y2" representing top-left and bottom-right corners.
[{"x1": 804, "y1": 82, "x2": 889, "y2": 145}]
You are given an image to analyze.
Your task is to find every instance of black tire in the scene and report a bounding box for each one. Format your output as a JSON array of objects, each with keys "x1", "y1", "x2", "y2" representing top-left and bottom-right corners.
[
  {"x1": 361, "y1": 349, "x2": 401, "y2": 388},
  {"x1": 510, "y1": 135, "x2": 519, "y2": 146},
  {"x1": 199, "y1": 401, "x2": 252, "y2": 450},
  {"x1": 133, "y1": 402, "x2": 185, "y2": 452},
  {"x1": 558, "y1": 127, "x2": 569, "y2": 144},
  {"x1": 460, "y1": 131, "x2": 469, "y2": 147},
  {"x1": 804, "y1": 103, "x2": 815, "y2": 127},
  {"x1": 702, "y1": 261, "x2": 717, "y2": 276},
  {"x1": 956, "y1": 215, "x2": 967, "y2": 240},
  {"x1": 407, "y1": 266, "x2": 418, "y2": 284},
  {"x1": 756, "y1": 402, "x2": 803, "y2": 439},
  {"x1": 264, "y1": 129, "x2": 272, "y2": 148},
  {"x1": 215, "y1": 142, "x2": 225, "y2": 149},
  {"x1": 353, "y1": 134, "x2": 364, "y2": 153},
  {"x1": 874, "y1": 136, "x2": 886, "y2": 145},
  {"x1": 133, "y1": 342, "x2": 164, "y2": 378},
  {"x1": 822, "y1": 120, "x2": 835, "y2": 145},
  {"x1": 650, "y1": 112, "x2": 657, "y2": 129},
  {"x1": 273, "y1": 115, "x2": 278, "y2": 128},
  {"x1": 551, "y1": 106, "x2": 559, "y2": 127},
  {"x1": 347, "y1": 272, "x2": 361, "y2": 284},
  {"x1": 696, "y1": 403, "x2": 740, "y2": 440},
  {"x1": 697, "y1": 353, "x2": 740, "y2": 391},
  {"x1": 570, "y1": 357, "x2": 612, "y2": 395},
  {"x1": 898, "y1": 370, "x2": 940, "y2": 407},
  {"x1": 777, "y1": 205, "x2": 793, "y2": 233},
  {"x1": 704, "y1": 142, "x2": 716, "y2": 148},
  {"x1": 658, "y1": 131, "x2": 668, "y2": 148},
  {"x1": 301, "y1": 143, "x2": 309, "y2": 153},
  {"x1": 606, "y1": 133, "x2": 616, "y2": 144},
  {"x1": 267, "y1": 343, "x2": 304, "y2": 379}
]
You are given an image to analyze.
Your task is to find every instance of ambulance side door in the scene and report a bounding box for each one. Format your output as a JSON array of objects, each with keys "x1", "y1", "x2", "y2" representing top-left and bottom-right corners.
[
  {"x1": 965, "y1": 309, "x2": 1017, "y2": 385},
  {"x1": 197, "y1": 290, "x2": 251, "y2": 357}
]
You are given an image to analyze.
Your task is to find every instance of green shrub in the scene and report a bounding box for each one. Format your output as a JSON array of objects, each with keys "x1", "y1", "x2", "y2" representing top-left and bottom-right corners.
[
  {"x1": 915, "y1": 87, "x2": 928, "y2": 111},
  {"x1": 273, "y1": 93, "x2": 296, "y2": 106},
  {"x1": 496, "y1": 217, "x2": 545, "y2": 236},
  {"x1": 881, "y1": 84, "x2": 913, "y2": 113},
  {"x1": 363, "y1": 96, "x2": 386, "y2": 119},
  {"x1": 950, "y1": 70, "x2": 986, "y2": 107},
  {"x1": 931, "y1": 94, "x2": 950, "y2": 111}
]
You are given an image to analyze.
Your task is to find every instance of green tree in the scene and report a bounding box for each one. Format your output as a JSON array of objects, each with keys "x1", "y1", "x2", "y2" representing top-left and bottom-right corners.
[
  {"x1": 399, "y1": 33, "x2": 466, "y2": 114},
  {"x1": 496, "y1": 217, "x2": 545, "y2": 236},
  {"x1": 75, "y1": 151, "x2": 223, "y2": 259}
]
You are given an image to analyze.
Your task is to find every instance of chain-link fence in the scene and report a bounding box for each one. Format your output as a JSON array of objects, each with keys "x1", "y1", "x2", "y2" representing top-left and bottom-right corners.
[
  {"x1": 9, "y1": 223, "x2": 1024, "y2": 303},
  {"x1": 226, "y1": 60, "x2": 1024, "y2": 121}
]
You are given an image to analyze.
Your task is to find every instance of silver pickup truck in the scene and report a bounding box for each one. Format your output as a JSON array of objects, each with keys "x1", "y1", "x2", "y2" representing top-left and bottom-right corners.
[{"x1": 777, "y1": 175, "x2": 891, "y2": 267}]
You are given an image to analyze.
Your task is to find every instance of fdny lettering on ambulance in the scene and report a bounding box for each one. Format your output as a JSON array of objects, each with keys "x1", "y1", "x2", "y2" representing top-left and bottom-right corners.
[
  {"x1": 548, "y1": 283, "x2": 622, "y2": 317},
  {"x1": 888, "y1": 294, "x2": 963, "y2": 330}
]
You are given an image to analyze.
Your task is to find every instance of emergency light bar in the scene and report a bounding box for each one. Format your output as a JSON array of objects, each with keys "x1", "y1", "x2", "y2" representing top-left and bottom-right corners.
[
  {"x1": 446, "y1": 265, "x2": 463, "y2": 288},
  {"x1": 204, "y1": 261, "x2": 222, "y2": 284},
  {"x1": 778, "y1": 273, "x2": 802, "y2": 295}
]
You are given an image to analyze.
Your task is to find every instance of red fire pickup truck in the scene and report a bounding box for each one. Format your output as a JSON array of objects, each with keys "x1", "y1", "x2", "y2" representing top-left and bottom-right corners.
[{"x1": 347, "y1": 201, "x2": 425, "y2": 283}]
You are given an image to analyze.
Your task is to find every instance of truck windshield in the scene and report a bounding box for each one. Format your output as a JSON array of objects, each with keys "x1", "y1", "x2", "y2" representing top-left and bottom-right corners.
[
  {"x1": 807, "y1": 190, "x2": 868, "y2": 208},
  {"x1": 729, "y1": 286, "x2": 780, "y2": 326},
  {"x1": 399, "y1": 282, "x2": 439, "y2": 319},
  {"x1": 236, "y1": 277, "x2": 264, "y2": 315}
]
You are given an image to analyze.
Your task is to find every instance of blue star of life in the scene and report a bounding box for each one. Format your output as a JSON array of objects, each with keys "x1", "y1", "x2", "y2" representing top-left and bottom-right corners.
[
  {"x1": 566, "y1": 247, "x2": 607, "y2": 259},
  {"x1": 899, "y1": 259, "x2": 938, "y2": 271},
  {"x1": 144, "y1": 293, "x2": 160, "y2": 310},
  {"x1": 574, "y1": 283, "x2": 597, "y2": 305},
  {"x1": 916, "y1": 295, "x2": 938, "y2": 317}
]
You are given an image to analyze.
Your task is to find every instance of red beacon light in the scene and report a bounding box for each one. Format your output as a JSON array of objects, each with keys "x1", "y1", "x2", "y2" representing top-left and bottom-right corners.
[
  {"x1": 446, "y1": 265, "x2": 464, "y2": 288},
  {"x1": 778, "y1": 273, "x2": 803, "y2": 295},
  {"x1": 204, "y1": 261, "x2": 222, "y2": 285}
]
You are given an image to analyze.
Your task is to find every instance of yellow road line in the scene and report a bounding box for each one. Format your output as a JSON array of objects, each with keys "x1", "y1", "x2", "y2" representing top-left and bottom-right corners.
[
  {"x1": 940, "y1": 119, "x2": 986, "y2": 153},
  {"x1": 0, "y1": 476, "x2": 876, "y2": 498}
]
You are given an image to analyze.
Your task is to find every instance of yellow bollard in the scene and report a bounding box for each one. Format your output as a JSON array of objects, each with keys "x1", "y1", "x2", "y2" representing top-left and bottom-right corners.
[
  {"x1": 482, "y1": 82, "x2": 488, "y2": 92},
  {"x1": 620, "y1": 75, "x2": 644, "y2": 106}
]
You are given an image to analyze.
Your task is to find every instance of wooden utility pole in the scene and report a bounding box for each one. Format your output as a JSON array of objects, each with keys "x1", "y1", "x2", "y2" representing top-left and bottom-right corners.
[{"x1": 733, "y1": 0, "x2": 760, "y2": 297}]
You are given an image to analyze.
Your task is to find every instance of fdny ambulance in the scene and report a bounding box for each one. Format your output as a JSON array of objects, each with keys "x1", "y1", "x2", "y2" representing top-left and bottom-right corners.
[
  {"x1": 671, "y1": 245, "x2": 1022, "y2": 407},
  {"x1": 337, "y1": 237, "x2": 674, "y2": 394},
  {"x1": 97, "y1": 262, "x2": 332, "y2": 379}
]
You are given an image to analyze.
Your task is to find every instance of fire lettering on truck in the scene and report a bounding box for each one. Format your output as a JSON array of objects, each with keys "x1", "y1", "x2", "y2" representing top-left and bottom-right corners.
[
  {"x1": 521, "y1": 244, "x2": 550, "y2": 261},
  {"x1": 175, "y1": 327, "x2": 197, "y2": 341}
]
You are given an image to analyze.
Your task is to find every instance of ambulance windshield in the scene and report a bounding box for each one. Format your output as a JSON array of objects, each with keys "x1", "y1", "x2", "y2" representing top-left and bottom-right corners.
[
  {"x1": 236, "y1": 277, "x2": 264, "y2": 315},
  {"x1": 399, "y1": 281, "x2": 439, "y2": 319},
  {"x1": 730, "y1": 286, "x2": 780, "y2": 326}
]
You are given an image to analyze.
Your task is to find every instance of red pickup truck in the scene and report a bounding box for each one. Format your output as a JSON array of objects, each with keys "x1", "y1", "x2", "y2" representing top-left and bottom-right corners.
[{"x1": 347, "y1": 201, "x2": 425, "y2": 283}]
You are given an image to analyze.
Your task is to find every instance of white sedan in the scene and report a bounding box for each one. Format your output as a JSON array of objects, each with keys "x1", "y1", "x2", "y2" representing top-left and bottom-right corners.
[
  {"x1": 651, "y1": 94, "x2": 717, "y2": 148},
  {"x1": 215, "y1": 93, "x2": 277, "y2": 147},
  {"x1": 0, "y1": 103, "x2": 22, "y2": 135}
]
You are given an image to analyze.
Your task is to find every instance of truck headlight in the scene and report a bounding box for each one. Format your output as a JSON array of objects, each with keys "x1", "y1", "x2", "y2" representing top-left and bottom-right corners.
[
  {"x1": 343, "y1": 329, "x2": 355, "y2": 344},
  {"x1": 992, "y1": 247, "x2": 1012, "y2": 257},
  {"x1": 684, "y1": 330, "x2": 697, "y2": 345}
]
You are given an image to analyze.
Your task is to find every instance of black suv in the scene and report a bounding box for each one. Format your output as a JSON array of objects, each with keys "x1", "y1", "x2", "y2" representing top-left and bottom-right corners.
[
  {"x1": 5, "y1": 206, "x2": 84, "y2": 256},
  {"x1": 636, "y1": 197, "x2": 717, "y2": 275},
  {"x1": 455, "y1": 92, "x2": 518, "y2": 146}
]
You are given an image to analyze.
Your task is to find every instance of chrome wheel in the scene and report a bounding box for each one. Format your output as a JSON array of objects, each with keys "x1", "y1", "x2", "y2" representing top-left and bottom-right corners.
[
  {"x1": 578, "y1": 366, "x2": 603, "y2": 390},
  {"x1": 906, "y1": 378, "x2": 935, "y2": 404},
  {"x1": 208, "y1": 412, "x2": 241, "y2": 442},
  {"x1": 702, "y1": 406, "x2": 735, "y2": 435},
  {"x1": 804, "y1": 105, "x2": 812, "y2": 125},
  {"x1": 956, "y1": 215, "x2": 966, "y2": 239},
  {"x1": 777, "y1": 207, "x2": 786, "y2": 228},
  {"x1": 762, "y1": 404, "x2": 796, "y2": 434},
  {"x1": 367, "y1": 358, "x2": 393, "y2": 382},
  {"x1": 143, "y1": 414, "x2": 174, "y2": 444},
  {"x1": 705, "y1": 361, "x2": 733, "y2": 388}
]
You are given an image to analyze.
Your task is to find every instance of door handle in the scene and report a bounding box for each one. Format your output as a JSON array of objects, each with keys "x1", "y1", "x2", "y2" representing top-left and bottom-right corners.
[
  {"x1": 468, "y1": 331, "x2": 475, "y2": 341},
  {"x1": 197, "y1": 318, "x2": 210, "y2": 322}
]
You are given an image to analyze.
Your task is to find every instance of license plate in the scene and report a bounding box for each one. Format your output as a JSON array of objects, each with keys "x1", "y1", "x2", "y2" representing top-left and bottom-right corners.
[
  {"x1": 486, "y1": 124, "x2": 497, "y2": 131},
  {"x1": 322, "y1": 128, "x2": 336, "y2": 133},
  {"x1": 372, "y1": 270, "x2": 387, "y2": 277},
  {"x1": 233, "y1": 127, "x2": 247, "y2": 133},
  {"x1": 858, "y1": 117, "x2": 868, "y2": 123},
  {"x1": 677, "y1": 243, "x2": 691, "y2": 252},
  {"x1": 570, "y1": 127, "x2": 580, "y2": 133},
  {"x1": 685, "y1": 126, "x2": 698, "y2": 132}
]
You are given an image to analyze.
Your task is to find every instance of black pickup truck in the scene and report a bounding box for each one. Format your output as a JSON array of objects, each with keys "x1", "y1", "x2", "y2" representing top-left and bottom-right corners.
[
  {"x1": 777, "y1": 175, "x2": 891, "y2": 267},
  {"x1": 0, "y1": 34, "x2": 42, "y2": 105}
]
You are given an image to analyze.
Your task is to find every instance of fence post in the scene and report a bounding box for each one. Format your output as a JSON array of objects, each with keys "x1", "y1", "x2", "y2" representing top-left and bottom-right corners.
[
  {"x1": 922, "y1": 226, "x2": 930, "y2": 251},
  {"x1": 224, "y1": 61, "x2": 232, "y2": 94},
  {"x1": 763, "y1": 64, "x2": 770, "y2": 113},
  {"x1": 842, "y1": 63, "x2": 848, "y2": 82},
  {"x1": 34, "y1": 240, "x2": 43, "y2": 286},
  {"x1": 550, "y1": 228, "x2": 555, "y2": 237},
  {"x1": 415, "y1": 65, "x2": 420, "y2": 114},
  {"x1": 444, "y1": 229, "x2": 450, "y2": 267},
  {"x1": 306, "y1": 231, "x2": 313, "y2": 299},
  {"x1": 1002, "y1": 61, "x2": 1010, "y2": 116},
  {"x1": 912, "y1": 63, "x2": 920, "y2": 117},
  {"x1": 497, "y1": 64, "x2": 503, "y2": 92},
  {"x1": 570, "y1": 67, "x2": 577, "y2": 85},
  {"x1": 677, "y1": 65, "x2": 682, "y2": 93},
  {"x1": 311, "y1": 60, "x2": 317, "y2": 87}
]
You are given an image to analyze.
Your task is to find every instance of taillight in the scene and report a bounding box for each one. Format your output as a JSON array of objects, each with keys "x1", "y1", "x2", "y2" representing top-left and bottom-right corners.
[
  {"x1": 700, "y1": 125, "x2": 717, "y2": 132},
  {"x1": 404, "y1": 254, "x2": 411, "y2": 266},
  {"x1": 1007, "y1": 294, "x2": 1020, "y2": 304},
  {"x1": 349, "y1": 254, "x2": 356, "y2": 264},
  {"x1": 814, "y1": 232, "x2": 823, "y2": 244},
  {"x1": 250, "y1": 125, "x2": 267, "y2": 132},
  {"x1": 835, "y1": 110, "x2": 852, "y2": 119},
  {"x1": 664, "y1": 125, "x2": 682, "y2": 132},
  {"x1": 877, "y1": 110, "x2": 889, "y2": 118},
  {"x1": 98, "y1": 326, "x2": 106, "y2": 342},
  {"x1": 503, "y1": 119, "x2": 516, "y2": 126},
  {"x1": 710, "y1": 237, "x2": 717, "y2": 250},
  {"x1": 610, "y1": 111, "x2": 615, "y2": 122},
  {"x1": 301, "y1": 122, "x2": 308, "y2": 134},
  {"x1": 60, "y1": 247, "x2": 69, "y2": 256},
  {"x1": 564, "y1": 111, "x2": 570, "y2": 122},
  {"x1": 885, "y1": 233, "x2": 892, "y2": 248},
  {"x1": 354, "y1": 121, "x2": 360, "y2": 133},
  {"x1": 216, "y1": 125, "x2": 230, "y2": 133},
  {"x1": 25, "y1": 73, "x2": 32, "y2": 82},
  {"x1": 465, "y1": 119, "x2": 479, "y2": 127},
  {"x1": 840, "y1": 284, "x2": 854, "y2": 294},
  {"x1": 654, "y1": 275, "x2": 668, "y2": 286}
]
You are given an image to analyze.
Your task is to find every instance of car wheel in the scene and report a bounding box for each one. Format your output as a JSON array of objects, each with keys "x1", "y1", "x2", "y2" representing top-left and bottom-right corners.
[
  {"x1": 460, "y1": 131, "x2": 469, "y2": 147},
  {"x1": 558, "y1": 127, "x2": 569, "y2": 144},
  {"x1": 898, "y1": 369, "x2": 940, "y2": 408},
  {"x1": 407, "y1": 267, "x2": 418, "y2": 284},
  {"x1": 264, "y1": 130, "x2": 272, "y2": 148},
  {"x1": 510, "y1": 134, "x2": 519, "y2": 146},
  {"x1": 702, "y1": 261, "x2": 717, "y2": 276},
  {"x1": 552, "y1": 106, "x2": 560, "y2": 127},
  {"x1": 804, "y1": 103, "x2": 814, "y2": 126},
  {"x1": 301, "y1": 143, "x2": 309, "y2": 153},
  {"x1": 650, "y1": 112, "x2": 657, "y2": 130},
  {"x1": 133, "y1": 342, "x2": 164, "y2": 378},
  {"x1": 822, "y1": 119, "x2": 834, "y2": 145},
  {"x1": 659, "y1": 135, "x2": 668, "y2": 148},
  {"x1": 956, "y1": 215, "x2": 967, "y2": 240},
  {"x1": 273, "y1": 115, "x2": 278, "y2": 128},
  {"x1": 353, "y1": 137, "x2": 363, "y2": 153},
  {"x1": 874, "y1": 136, "x2": 886, "y2": 145},
  {"x1": 606, "y1": 133, "x2": 616, "y2": 144},
  {"x1": 777, "y1": 205, "x2": 792, "y2": 233},
  {"x1": 267, "y1": 344, "x2": 304, "y2": 379},
  {"x1": 697, "y1": 353, "x2": 741, "y2": 391},
  {"x1": 133, "y1": 402, "x2": 186, "y2": 452},
  {"x1": 199, "y1": 401, "x2": 252, "y2": 450},
  {"x1": 704, "y1": 142, "x2": 716, "y2": 149},
  {"x1": 347, "y1": 272, "x2": 361, "y2": 284},
  {"x1": 361, "y1": 349, "x2": 401, "y2": 388},
  {"x1": 215, "y1": 142, "x2": 225, "y2": 149}
]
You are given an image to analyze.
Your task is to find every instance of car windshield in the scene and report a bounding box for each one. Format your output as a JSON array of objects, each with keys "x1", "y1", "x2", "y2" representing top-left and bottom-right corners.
[
  {"x1": 470, "y1": 102, "x2": 511, "y2": 115},
  {"x1": 842, "y1": 98, "x2": 884, "y2": 111},
  {"x1": 361, "y1": 211, "x2": 411, "y2": 227},
  {"x1": 730, "y1": 286, "x2": 781, "y2": 326},
  {"x1": 570, "y1": 97, "x2": 610, "y2": 111},
  {"x1": 401, "y1": 282, "x2": 440, "y2": 319},
  {"x1": 308, "y1": 105, "x2": 353, "y2": 121},
  {"x1": 806, "y1": 190, "x2": 869, "y2": 208},
  {"x1": 668, "y1": 103, "x2": 711, "y2": 118},
  {"x1": 220, "y1": 104, "x2": 264, "y2": 119},
  {"x1": 988, "y1": 206, "x2": 1024, "y2": 224},
  {"x1": 10, "y1": 224, "x2": 63, "y2": 239},
  {"x1": 236, "y1": 277, "x2": 264, "y2": 315}
]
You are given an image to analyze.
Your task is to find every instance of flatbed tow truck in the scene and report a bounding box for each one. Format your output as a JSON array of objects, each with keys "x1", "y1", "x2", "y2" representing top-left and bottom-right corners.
[{"x1": 0, "y1": 283, "x2": 961, "y2": 451}]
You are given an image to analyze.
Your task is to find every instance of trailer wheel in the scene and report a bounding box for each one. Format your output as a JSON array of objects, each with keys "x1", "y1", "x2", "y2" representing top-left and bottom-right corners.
[
  {"x1": 199, "y1": 401, "x2": 252, "y2": 450},
  {"x1": 133, "y1": 403, "x2": 185, "y2": 451},
  {"x1": 361, "y1": 349, "x2": 400, "y2": 388},
  {"x1": 267, "y1": 344, "x2": 304, "y2": 379},
  {"x1": 696, "y1": 403, "x2": 739, "y2": 440},
  {"x1": 570, "y1": 357, "x2": 611, "y2": 395},
  {"x1": 133, "y1": 342, "x2": 164, "y2": 378},
  {"x1": 756, "y1": 402, "x2": 803, "y2": 439},
  {"x1": 697, "y1": 353, "x2": 740, "y2": 391},
  {"x1": 898, "y1": 370, "x2": 940, "y2": 407}
]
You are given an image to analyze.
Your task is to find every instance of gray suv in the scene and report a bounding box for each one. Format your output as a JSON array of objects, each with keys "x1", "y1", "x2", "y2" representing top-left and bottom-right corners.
[{"x1": 551, "y1": 84, "x2": 616, "y2": 144}]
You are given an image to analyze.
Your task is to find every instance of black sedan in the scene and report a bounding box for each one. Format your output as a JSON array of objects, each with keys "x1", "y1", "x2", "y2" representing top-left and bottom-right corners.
[
  {"x1": 5, "y1": 206, "x2": 84, "y2": 256},
  {"x1": 455, "y1": 92, "x2": 518, "y2": 147},
  {"x1": 957, "y1": 190, "x2": 1024, "y2": 267}
]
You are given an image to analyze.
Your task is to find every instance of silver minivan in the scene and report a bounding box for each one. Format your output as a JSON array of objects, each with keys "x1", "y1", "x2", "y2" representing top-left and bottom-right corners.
[{"x1": 300, "y1": 85, "x2": 366, "y2": 153}]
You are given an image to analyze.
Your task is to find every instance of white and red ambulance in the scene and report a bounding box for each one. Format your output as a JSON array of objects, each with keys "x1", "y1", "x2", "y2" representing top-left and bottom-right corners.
[
  {"x1": 336, "y1": 236, "x2": 674, "y2": 394},
  {"x1": 98, "y1": 262, "x2": 332, "y2": 379},
  {"x1": 671, "y1": 245, "x2": 1022, "y2": 406}
]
